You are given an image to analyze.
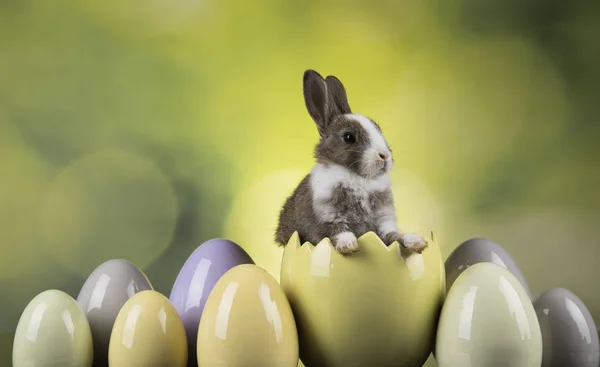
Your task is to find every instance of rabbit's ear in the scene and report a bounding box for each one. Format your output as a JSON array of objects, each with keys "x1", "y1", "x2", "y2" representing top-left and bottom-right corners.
[
  {"x1": 303, "y1": 70, "x2": 329, "y2": 136},
  {"x1": 325, "y1": 75, "x2": 352, "y2": 116}
]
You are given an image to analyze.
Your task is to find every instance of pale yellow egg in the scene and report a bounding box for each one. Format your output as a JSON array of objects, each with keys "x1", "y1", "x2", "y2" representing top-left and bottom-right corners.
[
  {"x1": 108, "y1": 290, "x2": 187, "y2": 367},
  {"x1": 197, "y1": 264, "x2": 299, "y2": 367},
  {"x1": 41, "y1": 149, "x2": 178, "y2": 277},
  {"x1": 280, "y1": 231, "x2": 446, "y2": 367}
]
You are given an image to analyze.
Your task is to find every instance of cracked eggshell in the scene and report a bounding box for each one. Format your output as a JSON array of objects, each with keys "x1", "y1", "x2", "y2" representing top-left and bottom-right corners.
[{"x1": 280, "y1": 231, "x2": 445, "y2": 367}]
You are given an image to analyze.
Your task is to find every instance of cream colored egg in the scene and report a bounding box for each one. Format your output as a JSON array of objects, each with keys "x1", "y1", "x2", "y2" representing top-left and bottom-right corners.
[
  {"x1": 197, "y1": 264, "x2": 298, "y2": 367},
  {"x1": 108, "y1": 290, "x2": 187, "y2": 367},
  {"x1": 436, "y1": 262, "x2": 542, "y2": 367},
  {"x1": 13, "y1": 289, "x2": 93, "y2": 367}
]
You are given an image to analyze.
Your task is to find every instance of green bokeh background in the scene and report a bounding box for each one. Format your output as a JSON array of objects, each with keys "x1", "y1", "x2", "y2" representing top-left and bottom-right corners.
[{"x1": 1, "y1": 0, "x2": 600, "y2": 365}]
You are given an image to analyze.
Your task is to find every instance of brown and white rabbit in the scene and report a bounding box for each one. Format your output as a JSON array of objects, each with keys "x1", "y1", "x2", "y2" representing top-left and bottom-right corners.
[{"x1": 274, "y1": 69, "x2": 428, "y2": 255}]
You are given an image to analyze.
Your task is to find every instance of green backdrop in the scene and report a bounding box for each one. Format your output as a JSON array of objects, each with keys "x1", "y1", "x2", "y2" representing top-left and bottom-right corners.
[{"x1": 2, "y1": 0, "x2": 599, "y2": 365}]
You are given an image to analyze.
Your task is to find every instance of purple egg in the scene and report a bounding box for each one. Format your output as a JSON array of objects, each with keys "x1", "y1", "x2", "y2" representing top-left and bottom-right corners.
[{"x1": 169, "y1": 238, "x2": 254, "y2": 365}]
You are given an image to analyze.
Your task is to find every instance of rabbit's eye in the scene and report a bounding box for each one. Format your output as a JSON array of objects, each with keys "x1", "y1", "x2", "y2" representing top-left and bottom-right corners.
[{"x1": 343, "y1": 133, "x2": 356, "y2": 144}]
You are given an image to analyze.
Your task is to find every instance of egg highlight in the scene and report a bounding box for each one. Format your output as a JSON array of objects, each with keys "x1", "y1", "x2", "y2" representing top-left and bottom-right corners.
[
  {"x1": 76, "y1": 258, "x2": 153, "y2": 366},
  {"x1": 108, "y1": 290, "x2": 187, "y2": 367},
  {"x1": 436, "y1": 262, "x2": 542, "y2": 367},
  {"x1": 13, "y1": 289, "x2": 93, "y2": 367},
  {"x1": 280, "y1": 231, "x2": 445, "y2": 367},
  {"x1": 197, "y1": 264, "x2": 298, "y2": 367}
]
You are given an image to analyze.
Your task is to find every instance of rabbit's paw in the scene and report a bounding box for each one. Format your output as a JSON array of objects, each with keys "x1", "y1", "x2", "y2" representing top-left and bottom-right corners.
[
  {"x1": 399, "y1": 232, "x2": 428, "y2": 254},
  {"x1": 333, "y1": 232, "x2": 360, "y2": 255}
]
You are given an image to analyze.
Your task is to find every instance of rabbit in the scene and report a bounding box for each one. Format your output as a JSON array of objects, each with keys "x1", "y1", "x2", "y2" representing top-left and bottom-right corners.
[{"x1": 274, "y1": 69, "x2": 428, "y2": 255}]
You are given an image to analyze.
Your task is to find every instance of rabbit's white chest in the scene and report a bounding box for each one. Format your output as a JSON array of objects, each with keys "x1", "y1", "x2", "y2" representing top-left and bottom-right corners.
[{"x1": 310, "y1": 163, "x2": 390, "y2": 220}]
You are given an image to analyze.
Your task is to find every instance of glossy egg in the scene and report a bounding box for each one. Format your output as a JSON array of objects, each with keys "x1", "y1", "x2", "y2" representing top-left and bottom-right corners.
[
  {"x1": 280, "y1": 231, "x2": 445, "y2": 367},
  {"x1": 169, "y1": 238, "x2": 253, "y2": 365},
  {"x1": 436, "y1": 262, "x2": 542, "y2": 367},
  {"x1": 197, "y1": 264, "x2": 298, "y2": 367},
  {"x1": 108, "y1": 290, "x2": 187, "y2": 367},
  {"x1": 76, "y1": 259, "x2": 153, "y2": 366},
  {"x1": 533, "y1": 287, "x2": 600, "y2": 367},
  {"x1": 445, "y1": 237, "x2": 532, "y2": 298},
  {"x1": 13, "y1": 289, "x2": 93, "y2": 367}
]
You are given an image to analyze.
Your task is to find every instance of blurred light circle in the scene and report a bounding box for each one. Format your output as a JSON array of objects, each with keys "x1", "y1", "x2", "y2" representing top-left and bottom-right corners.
[
  {"x1": 388, "y1": 36, "x2": 567, "y2": 182},
  {"x1": 0, "y1": 118, "x2": 50, "y2": 280},
  {"x1": 224, "y1": 169, "x2": 306, "y2": 282},
  {"x1": 41, "y1": 149, "x2": 178, "y2": 276}
]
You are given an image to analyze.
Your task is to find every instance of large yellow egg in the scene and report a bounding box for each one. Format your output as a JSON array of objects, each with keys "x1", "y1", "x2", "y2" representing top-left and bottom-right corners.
[
  {"x1": 13, "y1": 289, "x2": 93, "y2": 367},
  {"x1": 435, "y1": 262, "x2": 542, "y2": 367},
  {"x1": 280, "y1": 231, "x2": 446, "y2": 367},
  {"x1": 108, "y1": 290, "x2": 187, "y2": 367},
  {"x1": 197, "y1": 264, "x2": 299, "y2": 367}
]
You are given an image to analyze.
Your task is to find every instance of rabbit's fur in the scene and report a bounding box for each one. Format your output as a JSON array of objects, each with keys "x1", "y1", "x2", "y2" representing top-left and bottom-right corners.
[{"x1": 275, "y1": 70, "x2": 427, "y2": 255}]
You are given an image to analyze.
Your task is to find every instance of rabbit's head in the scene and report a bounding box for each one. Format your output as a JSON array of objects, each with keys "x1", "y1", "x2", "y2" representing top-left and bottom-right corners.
[{"x1": 303, "y1": 69, "x2": 393, "y2": 179}]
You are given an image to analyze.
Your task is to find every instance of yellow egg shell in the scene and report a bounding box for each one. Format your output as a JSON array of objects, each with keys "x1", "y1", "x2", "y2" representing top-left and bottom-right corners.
[
  {"x1": 280, "y1": 231, "x2": 446, "y2": 367},
  {"x1": 436, "y1": 262, "x2": 542, "y2": 367},
  {"x1": 197, "y1": 264, "x2": 299, "y2": 367},
  {"x1": 108, "y1": 290, "x2": 187, "y2": 367},
  {"x1": 13, "y1": 289, "x2": 93, "y2": 367}
]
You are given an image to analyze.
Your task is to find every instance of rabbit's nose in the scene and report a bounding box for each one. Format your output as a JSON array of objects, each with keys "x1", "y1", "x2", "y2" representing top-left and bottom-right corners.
[{"x1": 378, "y1": 152, "x2": 390, "y2": 160}]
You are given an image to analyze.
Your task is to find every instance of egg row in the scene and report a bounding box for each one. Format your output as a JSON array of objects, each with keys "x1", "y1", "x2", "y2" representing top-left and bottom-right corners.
[
  {"x1": 13, "y1": 239, "x2": 300, "y2": 367},
  {"x1": 437, "y1": 237, "x2": 600, "y2": 367},
  {"x1": 12, "y1": 234, "x2": 600, "y2": 367}
]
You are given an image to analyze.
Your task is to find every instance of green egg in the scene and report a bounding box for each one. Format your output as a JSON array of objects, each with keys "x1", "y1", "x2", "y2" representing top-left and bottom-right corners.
[
  {"x1": 436, "y1": 262, "x2": 542, "y2": 367},
  {"x1": 13, "y1": 289, "x2": 93, "y2": 367}
]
